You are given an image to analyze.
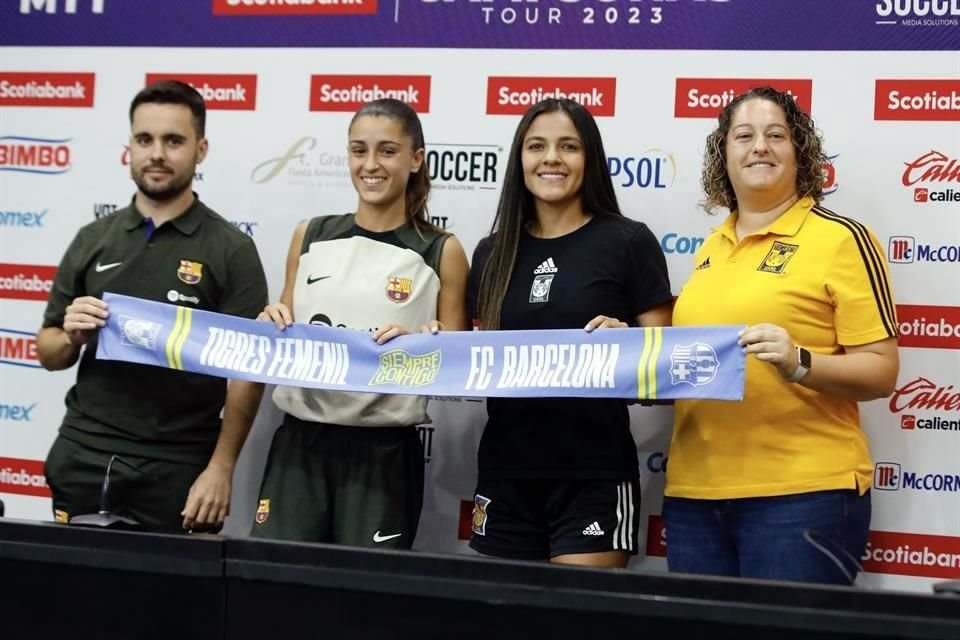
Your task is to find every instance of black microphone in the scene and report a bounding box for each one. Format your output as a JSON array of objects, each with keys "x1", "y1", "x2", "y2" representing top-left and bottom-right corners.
[
  {"x1": 69, "y1": 454, "x2": 163, "y2": 530},
  {"x1": 933, "y1": 580, "x2": 960, "y2": 596}
]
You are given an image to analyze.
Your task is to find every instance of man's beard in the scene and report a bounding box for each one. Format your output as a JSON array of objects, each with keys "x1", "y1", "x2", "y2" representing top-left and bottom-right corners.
[{"x1": 132, "y1": 165, "x2": 194, "y2": 202}]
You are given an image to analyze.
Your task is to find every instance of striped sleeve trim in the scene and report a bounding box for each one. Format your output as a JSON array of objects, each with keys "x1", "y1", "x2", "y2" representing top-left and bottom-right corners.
[{"x1": 812, "y1": 205, "x2": 898, "y2": 338}]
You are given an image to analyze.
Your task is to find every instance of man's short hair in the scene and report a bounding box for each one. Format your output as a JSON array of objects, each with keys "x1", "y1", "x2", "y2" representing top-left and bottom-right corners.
[{"x1": 129, "y1": 80, "x2": 206, "y2": 138}]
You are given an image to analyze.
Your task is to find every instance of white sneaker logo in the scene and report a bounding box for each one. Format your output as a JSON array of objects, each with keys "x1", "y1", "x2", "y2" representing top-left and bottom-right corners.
[
  {"x1": 533, "y1": 258, "x2": 558, "y2": 275},
  {"x1": 582, "y1": 521, "x2": 604, "y2": 536},
  {"x1": 373, "y1": 531, "x2": 402, "y2": 543},
  {"x1": 95, "y1": 261, "x2": 122, "y2": 272}
]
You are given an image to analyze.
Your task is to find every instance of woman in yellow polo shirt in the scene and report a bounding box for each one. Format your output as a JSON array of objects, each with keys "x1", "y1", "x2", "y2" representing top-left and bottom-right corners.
[{"x1": 665, "y1": 86, "x2": 900, "y2": 585}]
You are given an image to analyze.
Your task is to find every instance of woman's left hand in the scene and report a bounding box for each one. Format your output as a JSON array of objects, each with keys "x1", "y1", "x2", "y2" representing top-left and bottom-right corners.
[
  {"x1": 419, "y1": 320, "x2": 445, "y2": 335},
  {"x1": 584, "y1": 315, "x2": 628, "y2": 332},
  {"x1": 372, "y1": 323, "x2": 412, "y2": 345},
  {"x1": 738, "y1": 323, "x2": 798, "y2": 378}
]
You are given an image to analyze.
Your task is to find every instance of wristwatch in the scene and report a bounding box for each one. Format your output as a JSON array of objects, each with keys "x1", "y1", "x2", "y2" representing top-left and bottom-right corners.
[{"x1": 786, "y1": 346, "x2": 812, "y2": 383}]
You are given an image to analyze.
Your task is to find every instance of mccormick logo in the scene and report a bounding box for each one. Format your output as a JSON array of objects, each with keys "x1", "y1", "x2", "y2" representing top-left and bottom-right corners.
[
  {"x1": 897, "y1": 305, "x2": 960, "y2": 349},
  {"x1": 862, "y1": 531, "x2": 960, "y2": 580},
  {"x1": 310, "y1": 75, "x2": 431, "y2": 112},
  {"x1": 889, "y1": 377, "x2": 960, "y2": 414},
  {"x1": 0, "y1": 457, "x2": 50, "y2": 498},
  {"x1": 674, "y1": 78, "x2": 813, "y2": 118},
  {"x1": 145, "y1": 74, "x2": 257, "y2": 111},
  {"x1": 486, "y1": 77, "x2": 617, "y2": 117},
  {"x1": 888, "y1": 235, "x2": 960, "y2": 264},
  {"x1": 0, "y1": 329, "x2": 40, "y2": 368},
  {"x1": 875, "y1": 79, "x2": 960, "y2": 121},
  {"x1": 874, "y1": 462, "x2": 901, "y2": 490},
  {"x1": 212, "y1": 0, "x2": 377, "y2": 16},
  {"x1": 873, "y1": 461, "x2": 960, "y2": 493},
  {"x1": 0, "y1": 135, "x2": 71, "y2": 174},
  {"x1": 901, "y1": 150, "x2": 960, "y2": 203},
  {"x1": 0, "y1": 72, "x2": 95, "y2": 108},
  {"x1": 0, "y1": 263, "x2": 56, "y2": 301}
]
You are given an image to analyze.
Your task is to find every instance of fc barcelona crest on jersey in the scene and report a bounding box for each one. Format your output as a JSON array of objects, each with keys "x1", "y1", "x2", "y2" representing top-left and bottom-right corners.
[
  {"x1": 255, "y1": 498, "x2": 270, "y2": 525},
  {"x1": 758, "y1": 241, "x2": 798, "y2": 274},
  {"x1": 386, "y1": 276, "x2": 413, "y2": 303},
  {"x1": 472, "y1": 494, "x2": 492, "y2": 536},
  {"x1": 177, "y1": 260, "x2": 204, "y2": 284}
]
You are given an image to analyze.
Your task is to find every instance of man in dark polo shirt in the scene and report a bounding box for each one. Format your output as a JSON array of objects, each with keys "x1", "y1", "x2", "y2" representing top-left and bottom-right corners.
[{"x1": 36, "y1": 80, "x2": 268, "y2": 532}]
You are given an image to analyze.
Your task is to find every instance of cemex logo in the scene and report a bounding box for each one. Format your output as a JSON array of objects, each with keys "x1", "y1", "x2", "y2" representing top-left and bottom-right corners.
[
  {"x1": 901, "y1": 150, "x2": 960, "y2": 203},
  {"x1": 0, "y1": 208, "x2": 47, "y2": 228},
  {"x1": 0, "y1": 72, "x2": 95, "y2": 108},
  {"x1": 862, "y1": 530, "x2": 960, "y2": 579},
  {"x1": 145, "y1": 74, "x2": 258, "y2": 111},
  {"x1": 0, "y1": 402, "x2": 36, "y2": 422},
  {"x1": 19, "y1": 0, "x2": 104, "y2": 14},
  {"x1": 674, "y1": 78, "x2": 813, "y2": 118},
  {"x1": 0, "y1": 264, "x2": 56, "y2": 301},
  {"x1": 897, "y1": 305, "x2": 960, "y2": 349},
  {"x1": 212, "y1": 0, "x2": 377, "y2": 16},
  {"x1": 487, "y1": 77, "x2": 617, "y2": 117},
  {"x1": 310, "y1": 76, "x2": 431, "y2": 113},
  {"x1": 0, "y1": 457, "x2": 50, "y2": 497},
  {"x1": 875, "y1": 79, "x2": 960, "y2": 122},
  {"x1": 0, "y1": 136, "x2": 71, "y2": 175}
]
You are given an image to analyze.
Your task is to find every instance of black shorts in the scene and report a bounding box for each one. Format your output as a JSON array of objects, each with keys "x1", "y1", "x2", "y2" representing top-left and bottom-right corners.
[
  {"x1": 468, "y1": 477, "x2": 641, "y2": 560},
  {"x1": 250, "y1": 415, "x2": 424, "y2": 549}
]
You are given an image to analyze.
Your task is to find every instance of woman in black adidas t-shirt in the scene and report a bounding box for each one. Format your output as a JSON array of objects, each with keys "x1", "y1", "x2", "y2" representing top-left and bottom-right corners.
[{"x1": 468, "y1": 98, "x2": 673, "y2": 567}]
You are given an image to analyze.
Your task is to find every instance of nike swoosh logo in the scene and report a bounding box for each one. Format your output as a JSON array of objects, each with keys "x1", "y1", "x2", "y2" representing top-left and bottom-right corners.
[
  {"x1": 95, "y1": 262, "x2": 122, "y2": 272},
  {"x1": 306, "y1": 275, "x2": 331, "y2": 285},
  {"x1": 372, "y1": 531, "x2": 402, "y2": 543}
]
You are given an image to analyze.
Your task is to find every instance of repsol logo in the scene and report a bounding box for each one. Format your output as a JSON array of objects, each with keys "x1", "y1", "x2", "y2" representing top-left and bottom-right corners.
[
  {"x1": 660, "y1": 234, "x2": 704, "y2": 255},
  {"x1": 0, "y1": 402, "x2": 36, "y2": 422},
  {"x1": 0, "y1": 209, "x2": 47, "y2": 227},
  {"x1": 608, "y1": 150, "x2": 676, "y2": 189},
  {"x1": 425, "y1": 143, "x2": 500, "y2": 191}
]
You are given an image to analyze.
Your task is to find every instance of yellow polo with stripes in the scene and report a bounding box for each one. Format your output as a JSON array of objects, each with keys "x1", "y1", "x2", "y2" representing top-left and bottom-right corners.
[{"x1": 667, "y1": 196, "x2": 897, "y2": 500}]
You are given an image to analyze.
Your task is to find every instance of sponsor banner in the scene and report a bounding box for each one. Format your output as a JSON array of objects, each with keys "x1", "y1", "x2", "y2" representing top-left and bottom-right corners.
[
  {"x1": 309, "y1": 75, "x2": 431, "y2": 112},
  {"x1": 0, "y1": 72, "x2": 95, "y2": 108},
  {"x1": 212, "y1": 0, "x2": 377, "y2": 16},
  {"x1": 0, "y1": 208, "x2": 48, "y2": 228},
  {"x1": 608, "y1": 150, "x2": 677, "y2": 189},
  {"x1": 0, "y1": 328, "x2": 41, "y2": 368},
  {"x1": 3, "y1": 2, "x2": 958, "y2": 49},
  {"x1": 97, "y1": 293, "x2": 746, "y2": 401},
  {"x1": 674, "y1": 78, "x2": 813, "y2": 118},
  {"x1": 900, "y1": 150, "x2": 960, "y2": 203},
  {"x1": 862, "y1": 531, "x2": 960, "y2": 579},
  {"x1": 897, "y1": 305, "x2": 960, "y2": 349},
  {"x1": 486, "y1": 77, "x2": 617, "y2": 116},
  {"x1": 0, "y1": 135, "x2": 71, "y2": 175},
  {"x1": 889, "y1": 236, "x2": 960, "y2": 264},
  {"x1": 0, "y1": 457, "x2": 50, "y2": 498},
  {"x1": 0, "y1": 263, "x2": 56, "y2": 301},
  {"x1": 646, "y1": 515, "x2": 666, "y2": 557},
  {"x1": 145, "y1": 73, "x2": 258, "y2": 110},
  {"x1": 875, "y1": 79, "x2": 960, "y2": 121},
  {"x1": 874, "y1": 461, "x2": 959, "y2": 492}
]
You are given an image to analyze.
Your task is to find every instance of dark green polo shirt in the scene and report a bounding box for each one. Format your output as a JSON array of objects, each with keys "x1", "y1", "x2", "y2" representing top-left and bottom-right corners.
[{"x1": 42, "y1": 195, "x2": 268, "y2": 464}]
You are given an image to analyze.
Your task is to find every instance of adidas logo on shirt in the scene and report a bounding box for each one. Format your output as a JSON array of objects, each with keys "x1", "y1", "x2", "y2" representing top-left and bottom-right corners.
[
  {"x1": 582, "y1": 521, "x2": 604, "y2": 536},
  {"x1": 533, "y1": 258, "x2": 558, "y2": 275},
  {"x1": 695, "y1": 256, "x2": 711, "y2": 271}
]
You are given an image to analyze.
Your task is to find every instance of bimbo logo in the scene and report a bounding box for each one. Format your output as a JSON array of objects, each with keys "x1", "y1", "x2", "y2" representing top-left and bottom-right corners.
[
  {"x1": 0, "y1": 136, "x2": 71, "y2": 174},
  {"x1": 901, "y1": 150, "x2": 960, "y2": 203},
  {"x1": 875, "y1": 79, "x2": 960, "y2": 121},
  {"x1": 862, "y1": 531, "x2": 960, "y2": 580},
  {"x1": 897, "y1": 305, "x2": 960, "y2": 349},
  {"x1": 18, "y1": 0, "x2": 104, "y2": 14},
  {"x1": 145, "y1": 74, "x2": 258, "y2": 111},
  {"x1": 674, "y1": 78, "x2": 813, "y2": 118},
  {"x1": 310, "y1": 75, "x2": 431, "y2": 113},
  {"x1": 0, "y1": 264, "x2": 56, "y2": 301},
  {"x1": 487, "y1": 77, "x2": 617, "y2": 117},
  {"x1": 0, "y1": 457, "x2": 50, "y2": 497},
  {"x1": 0, "y1": 72, "x2": 95, "y2": 108},
  {"x1": 212, "y1": 0, "x2": 377, "y2": 16},
  {"x1": 0, "y1": 329, "x2": 40, "y2": 368}
]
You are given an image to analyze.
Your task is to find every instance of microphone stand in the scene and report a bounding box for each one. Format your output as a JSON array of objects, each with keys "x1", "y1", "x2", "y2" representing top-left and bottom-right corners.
[{"x1": 69, "y1": 455, "x2": 165, "y2": 529}]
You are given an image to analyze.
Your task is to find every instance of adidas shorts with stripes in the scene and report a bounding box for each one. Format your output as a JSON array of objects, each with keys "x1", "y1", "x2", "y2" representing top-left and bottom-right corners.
[{"x1": 468, "y1": 478, "x2": 641, "y2": 560}]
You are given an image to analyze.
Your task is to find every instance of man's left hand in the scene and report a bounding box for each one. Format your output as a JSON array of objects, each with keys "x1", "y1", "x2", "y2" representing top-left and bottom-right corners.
[{"x1": 181, "y1": 464, "x2": 232, "y2": 530}]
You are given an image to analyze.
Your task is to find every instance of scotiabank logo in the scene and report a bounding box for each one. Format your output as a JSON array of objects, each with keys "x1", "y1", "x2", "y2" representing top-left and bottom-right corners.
[
  {"x1": 0, "y1": 135, "x2": 71, "y2": 175},
  {"x1": 145, "y1": 73, "x2": 257, "y2": 111},
  {"x1": 674, "y1": 78, "x2": 813, "y2": 118},
  {"x1": 875, "y1": 79, "x2": 960, "y2": 121},
  {"x1": 0, "y1": 264, "x2": 56, "y2": 301},
  {"x1": 646, "y1": 514, "x2": 666, "y2": 557},
  {"x1": 486, "y1": 77, "x2": 617, "y2": 117},
  {"x1": 897, "y1": 304, "x2": 960, "y2": 349},
  {"x1": 0, "y1": 72, "x2": 95, "y2": 108},
  {"x1": 310, "y1": 75, "x2": 431, "y2": 113},
  {"x1": 0, "y1": 329, "x2": 40, "y2": 368},
  {"x1": 863, "y1": 531, "x2": 960, "y2": 579},
  {"x1": 0, "y1": 457, "x2": 50, "y2": 498},
  {"x1": 212, "y1": 0, "x2": 377, "y2": 16},
  {"x1": 902, "y1": 150, "x2": 960, "y2": 203}
]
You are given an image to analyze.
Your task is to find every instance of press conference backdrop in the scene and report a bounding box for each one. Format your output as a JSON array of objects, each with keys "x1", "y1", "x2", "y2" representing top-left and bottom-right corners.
[{"x1": 1, "y1": 0, "x2": 958, "y2": 593}]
